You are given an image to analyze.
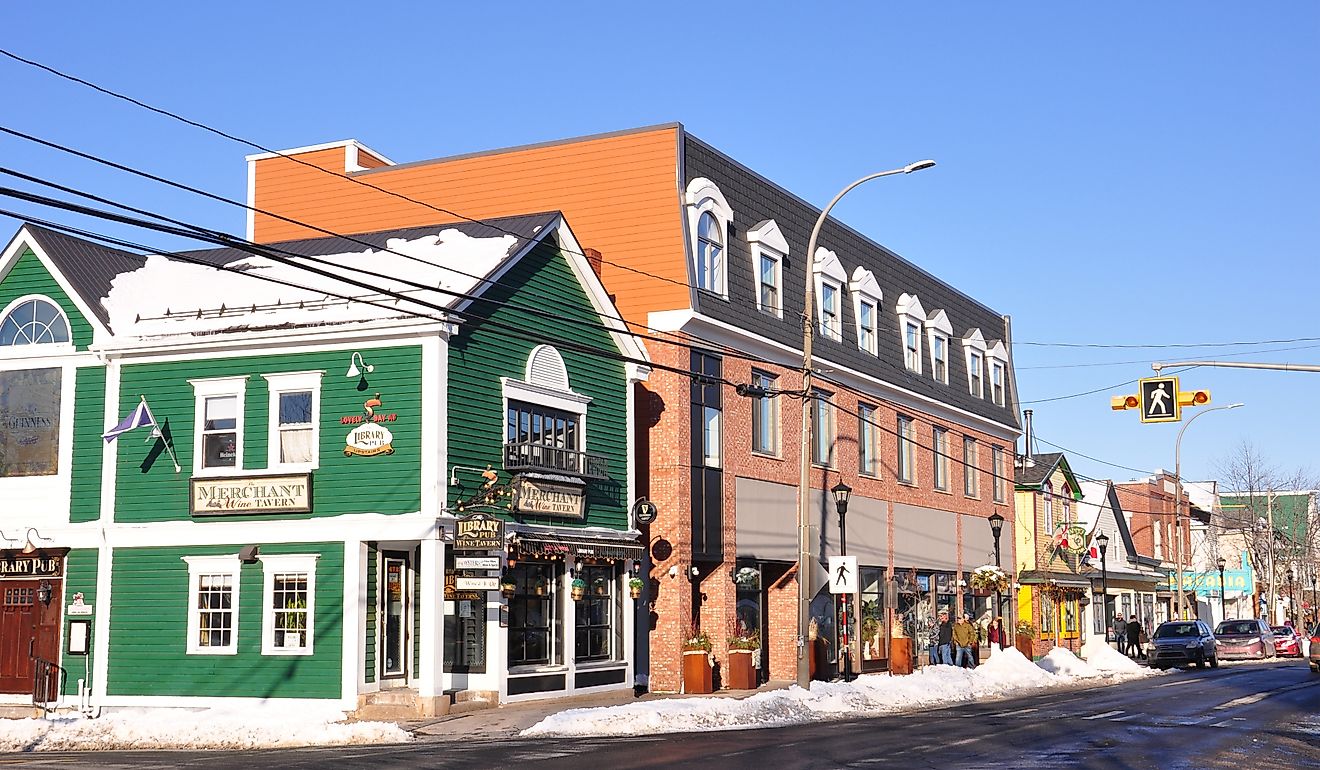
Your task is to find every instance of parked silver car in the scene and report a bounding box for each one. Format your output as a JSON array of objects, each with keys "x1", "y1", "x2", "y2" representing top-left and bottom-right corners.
[{"x1": 1214, "y1": 618, "x2": 1276, "y2": 660}]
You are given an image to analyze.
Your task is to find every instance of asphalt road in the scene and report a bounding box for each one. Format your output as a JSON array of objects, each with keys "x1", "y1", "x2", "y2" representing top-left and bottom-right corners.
[{"x1": 8, "y1": 660, "x2": 1319, "y2": 770}]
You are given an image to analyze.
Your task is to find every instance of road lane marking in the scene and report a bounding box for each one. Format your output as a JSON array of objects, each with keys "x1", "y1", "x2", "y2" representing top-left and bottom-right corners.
[
  {"x1": 1155, "y1": 679, "x2": 1198, "y2": 688},
  {"x1": 1214, "y1": 693, "x2": 1269, "y2": 710},
  {"x1": 1111, "y1": 714, "x2": 1140, "y2": 721},
  {"x1": 1083, "y1": 710, "x2": 1125, "y2": 720}
]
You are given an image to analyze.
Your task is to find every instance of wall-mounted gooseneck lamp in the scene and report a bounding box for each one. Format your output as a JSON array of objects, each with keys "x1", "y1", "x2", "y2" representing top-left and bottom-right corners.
[
  {"x1": 22, "y1": 528, "x2": 49, "y2": 555},
  {"x1": 346, "y1": 352, "x2": 374, "y2": 378}
]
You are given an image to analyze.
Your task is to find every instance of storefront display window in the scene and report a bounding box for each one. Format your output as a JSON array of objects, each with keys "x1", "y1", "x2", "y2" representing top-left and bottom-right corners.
[
  {"x1": 444, "y1": 551, "x2": 487, "y2": 673},
  {"x1": 509, "y1": 562, "x2": 560, "y2": 667},
  {"x1": 574, "y1": 565, "x2": 619, "y2": 662},
  {"x1": 859, "y1": 568, "x2": 886, "y2": 662}
]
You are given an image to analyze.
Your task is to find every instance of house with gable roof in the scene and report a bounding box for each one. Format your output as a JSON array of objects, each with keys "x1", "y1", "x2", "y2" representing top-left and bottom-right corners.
[
  {"x1": 1014, "y1": 450, "x2": 1088, "y2": 655},
  {"x1": 1078, "y1": 479, "x2": 1163, "y2": 647}
]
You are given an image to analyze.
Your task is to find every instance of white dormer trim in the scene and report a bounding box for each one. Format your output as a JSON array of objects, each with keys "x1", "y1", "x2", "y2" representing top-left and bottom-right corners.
[
  {"x1": 813, "y1": 248, "x2": 847, "y2": 342},
  {"x1": 963, "y1": 328, "x2": 987, "y2": 399},
  {"x1": 747, "y1": 220, "x2": 788, "y2": 318},
  {"x1": 896, "y1": 293, "x2": 926, "y2": 374},
  {"x1": 987, "y1": 339, "x2": 1009, "y2": 407},
  {"x1": 925, "y1": 309, "x2": 952, "y2": 385},
  {"x1": 850, "y1": 266, "x2": 882, "y2": 356},
  {"x1": 685, "y1": 177, "x2": 734, "y2": 299}
]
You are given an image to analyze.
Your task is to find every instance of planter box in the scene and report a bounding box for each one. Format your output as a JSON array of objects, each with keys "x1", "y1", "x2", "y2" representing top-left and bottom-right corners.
[
  {"x1": 726, "y1": 650, "x2": 756, "y2": 690},
  {"x1": 1015, "y1": 633, "x2": 1034, "y2": 659},
  {"x1": 682, "y1": 650, "x2": 713, "y2": 694},
  {"x1": 888, "y1": 637, "x2": 914, "y2": 675}
]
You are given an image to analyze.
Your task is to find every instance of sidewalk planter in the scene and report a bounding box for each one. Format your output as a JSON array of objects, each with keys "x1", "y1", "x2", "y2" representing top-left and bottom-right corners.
[
  {"x1": 1015, "y1": 634, "x2": 1034, "y2": 659},
  {"x1": 889, "y1": 637, "x2": 914, "y2": 675},
  {"x1": 683, "y1": 651, "x2": 713, "y2": 694},
  {"x1": 726, "y1": 650, "x2": 755, "y2": 690}
]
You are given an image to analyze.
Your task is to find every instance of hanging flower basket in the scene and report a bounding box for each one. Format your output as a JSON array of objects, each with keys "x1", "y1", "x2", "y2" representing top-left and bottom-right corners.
[
  {"x1": 500, "y1": 578, "x2": 517, "y2": 597},
  {"x1": 968, "y1": 565, "x2": 1011, "y2": 593},
  {"x1": 629, "y1": 577, "x2": 644, "y2": 599},
  {"x1": 570, "y1": 577, "x2": 587, "y2": 601}
]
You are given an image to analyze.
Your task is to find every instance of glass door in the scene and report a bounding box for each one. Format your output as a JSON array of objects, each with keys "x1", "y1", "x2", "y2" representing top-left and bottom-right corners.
[{"x1": 381, "y1": 553, "x2": 409, "y2": 681}]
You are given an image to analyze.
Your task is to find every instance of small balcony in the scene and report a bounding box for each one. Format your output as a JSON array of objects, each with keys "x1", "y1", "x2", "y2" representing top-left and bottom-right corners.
[{"x1": 503, "y1": 440, "x2": 609, "y2": 480}]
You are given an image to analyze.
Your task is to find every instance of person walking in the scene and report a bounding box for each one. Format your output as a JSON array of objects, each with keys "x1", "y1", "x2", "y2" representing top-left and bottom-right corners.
[
  {"x1": 1113, "y1": 613, "x2": 1128, "y2": 656},
  {"x1": 953, "y1": 614, "x2": 977, "y2": 668},
  {"x1": 936, "y1": 609, "x2": 954, "y2": 665},
  {"x1": 1126, "y1": 614, "x2": 1143, "y2": 660},
  {"x1": 987, "y1": 616, "x2": 1007, "y2": 651}
]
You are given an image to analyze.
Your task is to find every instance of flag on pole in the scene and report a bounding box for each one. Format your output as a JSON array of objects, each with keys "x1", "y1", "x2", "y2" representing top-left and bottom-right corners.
[{"x1": 102, "y1": 397, "x2": 157, "y2": 442}]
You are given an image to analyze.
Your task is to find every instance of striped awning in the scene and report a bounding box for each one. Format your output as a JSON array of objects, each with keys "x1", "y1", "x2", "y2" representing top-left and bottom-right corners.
[{"x1": 511, "y1": 531, "x2": 643, "y2": 562}]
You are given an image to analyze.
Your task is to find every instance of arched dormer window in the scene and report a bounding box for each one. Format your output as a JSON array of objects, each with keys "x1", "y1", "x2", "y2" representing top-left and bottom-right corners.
[
  {"x1": 0, "y1": 297, "x2": 70, "y2": 346},
  {"x1": 813, "y1": 248, "x2": 847, "y2": 342},
  {"x1": 896, "y1": 294, "x2": 926, "y2": 374},
  {"x1": 925, "y1": 309, "x2": 952, "y2": 384},
  {"x1": 685, "y1": 178, "x2": 733, "y2": 297},
  {"x1": 850, "y1": 266, "x2": 882, "y2": 355},
  {"x1": 504, "y1": 345, "x2": 595, "y2": 477}
]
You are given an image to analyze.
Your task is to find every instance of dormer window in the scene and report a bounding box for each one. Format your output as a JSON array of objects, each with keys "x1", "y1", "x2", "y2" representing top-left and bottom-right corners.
[
  {"x1": 0, "y1": 297, "x2": 70, "y2": 346},
  {"x1": 925, "y1": 309, "x2": 952, "y2": 385},
  {"x1": 685, "y1": 178, "x2": 734, "y2": 298},
  {"x1": 896, "y1": 294, "x2": 926, "y2": 375},
  {"x1": 812, "y1": 248, "x2": 847, "y2": 343},
  {"x1": 747, "y1": 220, "x2": 788, "y2": 318},
  {"x1": 962, "y1": 328, "x2": 988, "y2": 398},
  {"x1": 987, "y1": 340, "x2": 1009, "y2": 407},
  {"x1": 850, "y1": 267, "x2": 882, "y2": 356}
]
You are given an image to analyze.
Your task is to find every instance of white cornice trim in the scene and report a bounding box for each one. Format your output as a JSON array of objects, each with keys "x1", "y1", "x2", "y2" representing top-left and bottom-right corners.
[{"x1": 91, "y1": 319, "x2": 450, "y2": 359}]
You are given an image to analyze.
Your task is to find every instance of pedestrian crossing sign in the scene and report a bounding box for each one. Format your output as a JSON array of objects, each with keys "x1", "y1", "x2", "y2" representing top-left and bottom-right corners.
[
  {"x1": 829, "y1": 555, "x2": 858, "y2": 594},
  {"x1": 1139, "y1": 376, "x2": 1180, "y2": 423}
]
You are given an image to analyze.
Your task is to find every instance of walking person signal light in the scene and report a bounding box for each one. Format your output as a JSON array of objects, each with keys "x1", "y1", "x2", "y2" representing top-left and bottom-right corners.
[{"x1": 1110, "y1": 376, "x2": 1211, "y2": 423}]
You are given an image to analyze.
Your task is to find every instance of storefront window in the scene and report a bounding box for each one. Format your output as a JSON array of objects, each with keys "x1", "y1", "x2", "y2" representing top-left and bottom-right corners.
[
  {"x1": 444, "y1": 551, "x2": 487, "y2": 673},
  {"x1": 509, "y1": 562, "x2": 560, "y2": 667},
  {"x1": 859, "y1": 568, "x2": 886, "y2": 662},
  {"x1": 1041, "y1": 594, "x2": 1055, "y2": 633},
  {"x1": 575, "y1": 565, "x2": 618, "y2": 662}
]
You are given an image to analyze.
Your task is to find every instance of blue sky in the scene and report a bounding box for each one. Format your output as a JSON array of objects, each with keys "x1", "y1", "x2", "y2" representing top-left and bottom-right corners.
[{"x1": 3, "y1": 2, "x2": 1317, "y2": 487}]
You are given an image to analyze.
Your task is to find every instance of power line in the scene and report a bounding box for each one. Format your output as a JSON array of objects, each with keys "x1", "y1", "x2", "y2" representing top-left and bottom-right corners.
[
  {"x1": 1014, "y1": 336, "x2": 1320, "y2": 350},
  {"x1": 1016, "y1": 342, "x2": 1320, "y2": 371},
  {"x1": 1017, "y1": 366, "x2": 1199, "y2": 405}
]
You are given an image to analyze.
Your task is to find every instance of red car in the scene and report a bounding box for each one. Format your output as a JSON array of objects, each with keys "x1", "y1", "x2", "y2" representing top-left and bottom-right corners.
[{"x1": 1272, "y1": 626, "x2": 1302, "y2": 657}]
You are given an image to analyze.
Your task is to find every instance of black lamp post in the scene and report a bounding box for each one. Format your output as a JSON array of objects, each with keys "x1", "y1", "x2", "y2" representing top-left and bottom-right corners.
[
  {"x1": 1096, "y1": 532, "x2": 1110, "y2": 647},
  {"x1": 1287, "y1": 567, "x2": 1296, "y2": 627},
  {"x1": 831, "y1": 481, "x2": 854, "y2": 682},
  {"x1": 988, "y1": 512, "x2": 1006, "y2": 638},
  {"x1": 1311, "y1": 575, "x2": 1317, "y2": 628},
  {"x1": 1217, "y1": 557, "x2": 1227, "y2": 622}
]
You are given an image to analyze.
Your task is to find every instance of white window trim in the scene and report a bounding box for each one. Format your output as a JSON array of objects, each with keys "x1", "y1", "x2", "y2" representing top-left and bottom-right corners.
[
  {"x1": 0, "y1": 294, "x2": 75, "y2": 353},
  {"x1": 896, "y1": 294, "x2": 926, "y2": 374},
  {"x1": 183, "y1": 555, "x2": 241, "y2": 655},
  {"x1": 750, "y1": 371, "x2": 780, "y2": 457},
  {"x1": 932, "y1": 426, "x2": 949, "y2": 491},
  {"x1": 962, "y1": 329, "x2": 987, "y2": 399},
  {"x1": 685, "y1": 177, "x2": 734, "y2": 298},
  {"x1": 813, "y1": 248, "x2": 847, "y2": 343},
  {"x1": 850, "y1": 267, "x2": 882, "y2": 356},
  {"x1": 189, "y1": 376, "x2": 250, "y2": 475},
  {"x1": 260, "y1": 553, "x2": 319, "y2": 656},
  {"x1": 262, "y1": 371, "x2": 324, "y2": 470},
  {"x1": 812, "y1": 389, "x2": 836, "y2": 468},
  {"x1": 897, "y1": 415, "x2": 916, "y2": 485},
  {"x1": 987, "y1": 340, "x2": 1009, "y2": 407},
  {"x1": 925, "y1": 309, "x2": 952, "y2": 385},
  {"x1": 502, "y1": 377, "x2": 591, "y2": 417},
  {"x1": 963, "y1": 436, "x2": 979, "y2": 498},
  {"x1": 992, "y1": 445, "x2": 1007, "y2": 503},
  {"x1": 747, "y1": 220, "x2": 788, "y2": 318}
]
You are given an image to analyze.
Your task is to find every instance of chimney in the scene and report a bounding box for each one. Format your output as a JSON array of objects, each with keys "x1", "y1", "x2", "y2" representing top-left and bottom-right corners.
[
  {"x1": 584, "y1": 247, "x2": 603, "y2": 278},
  {"x1": 1022, "y1": 409, "x2": 1034, "y2": 467}
]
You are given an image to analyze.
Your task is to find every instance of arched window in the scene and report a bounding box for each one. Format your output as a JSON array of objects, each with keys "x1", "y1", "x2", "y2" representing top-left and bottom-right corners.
[
  {"x1": 695, "y1": 211, "x2": 723, "y2": 293},
  {"x1": 0, "y1": 298, "x2": 70, "y2": 346}
]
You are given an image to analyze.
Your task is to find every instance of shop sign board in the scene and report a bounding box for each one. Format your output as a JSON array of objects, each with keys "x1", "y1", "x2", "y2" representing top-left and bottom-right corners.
[
  {"x1": 455, "y1": 576, "x2": 500, "y2": 591},
  {"x1": 0, "y1": 554, "x2": 63, "y2": 578},
  {"x1": 455, "y1": 556, "x2": 501, "y2": 571},
  {"x1": 190, "y1": 474, "x2": 312, "y2": 516},
  {"x1": 513, "y1": 476, "x2": 585, "y2": 518},
  {"x1": 455, "y1": 513, "x2": 504, "y2": 551}
]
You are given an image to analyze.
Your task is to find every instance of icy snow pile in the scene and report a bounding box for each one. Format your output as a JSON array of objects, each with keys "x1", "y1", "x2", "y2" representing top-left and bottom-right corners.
[
  {"x1": 1036, "y1": 647, "x2": 1102, "y2": 677},
  {"x1": 1080, "y1": 637, "x2": 1147, "y2": 673},
  {"x1": 525, "y1": 646, "x2": 1102, "y2": 738},
  {"x1": 0, "y1": 705, "x2": 411, "y2": 752}
]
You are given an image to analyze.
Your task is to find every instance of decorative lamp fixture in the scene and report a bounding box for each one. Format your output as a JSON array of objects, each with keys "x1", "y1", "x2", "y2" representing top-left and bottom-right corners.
[
  {"x1": 22, "y1": 528, "x2": 48, "y2": 555},
  {"x1": 830, "y1": 481, "x2": 852, "y2": 514},
  {"x1": 571, "y1": 558, "x2": 583, "y2": 577},
  {"x1": 1095, "y1": 531, "x2": 1109, "y2": 557},
  {"x1": 346, "y1": 352, "x2": 374, "y2": 378},
  {"x1": 632, "y1": 559, "x2": 642, "y2": 577},
  {"x1": 988, "y1": 512, "x2": 1005, "y2": 539},
  {"x1": 36, "y1": 580, "x2": 52, "y2": 605}
]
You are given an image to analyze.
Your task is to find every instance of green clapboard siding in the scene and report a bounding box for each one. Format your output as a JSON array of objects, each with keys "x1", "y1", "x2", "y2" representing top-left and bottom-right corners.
[
  {"x1": 70, "y1": 365, "x2": 106, "y2": 523},
  {"x1": 364, "y1": 544, "x2": 377, "y2": 684},
  {"x1": 61, "y1": 548, "x2": 99, "y2": 695},
  {"x1": 0, "y1": 249, "x2": 95, "y2": 350},
  {"x1": 114, "y1": 346, "x2": 422, "y2": 523},
  {"x1": 448, "y1": 241, "x2": 629, "y2": 529},
  {"x1": 106, "y1": 543, "x2": 343, "y2": 698}
]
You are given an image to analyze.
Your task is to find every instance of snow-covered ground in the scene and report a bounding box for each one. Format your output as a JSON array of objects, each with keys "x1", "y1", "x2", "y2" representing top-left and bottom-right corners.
[
  {"x1": 0, "y1": 643, "x2": 1179, "y2": 751},
  {"x1": 522, "y1": 642, "x2": 1158, "y2": 738}
]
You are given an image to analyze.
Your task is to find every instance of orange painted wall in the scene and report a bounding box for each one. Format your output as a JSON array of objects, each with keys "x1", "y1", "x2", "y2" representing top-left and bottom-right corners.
[{"x1": 250, "y1": 127, "x2": 691, "y2": 326}]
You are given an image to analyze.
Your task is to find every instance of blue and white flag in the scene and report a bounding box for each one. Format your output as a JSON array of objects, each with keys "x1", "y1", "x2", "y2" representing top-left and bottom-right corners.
[{"x1": 102, "y1": 398, "x2": 157, "y2": 442}]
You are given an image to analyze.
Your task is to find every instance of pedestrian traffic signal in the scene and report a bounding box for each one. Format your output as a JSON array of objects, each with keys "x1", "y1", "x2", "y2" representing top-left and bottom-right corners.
[
  {"x1": 1178, "y1": 390, "x2": 1211, "y2": 407},
  {"x1": 1110, "y1": 394, "x2": 1139, "y2": 411},
  {"x1": 1139, "y1": 376, "x2": 1180, "y2": 423}
]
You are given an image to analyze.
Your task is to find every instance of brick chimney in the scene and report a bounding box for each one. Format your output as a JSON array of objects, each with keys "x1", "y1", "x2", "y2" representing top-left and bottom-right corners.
[{"x1": 584, "y1": 247, "x2": 603, "y2": 278}]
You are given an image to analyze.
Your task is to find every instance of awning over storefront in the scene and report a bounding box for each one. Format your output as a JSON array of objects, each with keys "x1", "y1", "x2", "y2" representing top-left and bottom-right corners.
[
  {"x1": 509, "y1": 528, "x2": 644, "y2": 562},
  {"x1": 892, "y1": 503, "x2": 957, "y2": 572},
  {"x1": 1017, "y1": 570, "x2": 1091, "y2": 588}
]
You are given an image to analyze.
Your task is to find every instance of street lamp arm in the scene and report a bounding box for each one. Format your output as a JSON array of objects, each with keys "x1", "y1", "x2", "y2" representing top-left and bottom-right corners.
[{"x1": 1172, "y1": 401, "x2": 1243, "y2": 619}]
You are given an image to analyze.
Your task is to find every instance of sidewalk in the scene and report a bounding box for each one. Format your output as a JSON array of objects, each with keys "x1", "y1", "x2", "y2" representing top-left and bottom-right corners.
[{"x1": 401, "y1": 681, "x2": 794, "y2": 741}]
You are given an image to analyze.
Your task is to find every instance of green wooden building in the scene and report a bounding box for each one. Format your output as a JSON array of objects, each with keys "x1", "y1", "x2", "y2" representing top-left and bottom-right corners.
[{"x1": 0, "y1": 214, "x2": 648, "y2": 717}]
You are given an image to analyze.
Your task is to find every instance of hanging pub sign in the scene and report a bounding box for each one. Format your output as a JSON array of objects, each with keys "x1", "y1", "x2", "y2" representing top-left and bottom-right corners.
[
  {"x1": 512, "y1": 475, "x2": 586, "y2": 519},
  {"x1": 0, "y1": 554, "x2": 63, "y2": 578},
  {"x1": 342, "y1": 392, "x2": 396, "y2": 457},
  {"x1": 190, "y1": 473, "x2": 312, "y2": 516},
  {"x1": 455, "y1": 513, "x2": 504, "y2": 551}
]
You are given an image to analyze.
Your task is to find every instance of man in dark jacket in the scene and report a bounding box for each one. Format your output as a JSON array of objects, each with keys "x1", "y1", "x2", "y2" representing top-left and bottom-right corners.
[
  {"x1": 1113, "y1": 614, "x2": 1128, "y2": 655},
  {"x1": 936, "y1": 609, "x2": 954, "y2": 665},
  {"x1": 1126, "y1": 614, "x2": 1143, "y2": 659}
]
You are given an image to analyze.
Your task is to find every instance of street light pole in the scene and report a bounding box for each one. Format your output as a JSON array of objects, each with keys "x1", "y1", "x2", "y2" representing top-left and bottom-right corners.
[
  {"x1": 795, "y1": 159, "x2": 935, "y2": 689},
  {"x1": 1097, "y1": 532, "x2": 1110, "y2": 647},
  {"x1": 1288, "y1": 567, "x2": 1296, "y2": 627},
  {"x1": 1217, "y1": 557, "x2": 1227, "y2": 623},
  {"x1": 988, "y1": 512, "x2": 1005, "y2": 640},
  {"x1": 832, "y1": 481, "x2": 853, "y2": 682},
  {"x1": 1173, "y1": 402, "x2": 1244, "y2": 619}
]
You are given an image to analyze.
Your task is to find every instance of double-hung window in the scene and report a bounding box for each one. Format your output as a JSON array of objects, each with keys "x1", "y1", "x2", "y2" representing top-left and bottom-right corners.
[
  {"x1": 858, "y1": 404, "x2": 880, "y2": 478},
  {"x1": 932, "y1": 334, "x2": 948, "y2": 383},
  {"x1": 991, "y1": 361, "x2": 1006, "y2": 406},
  {"x1": 932, "y1": 427, "x2": 949, "y2": 491},
  {"x1": 263, "y1": 372, "x2": 322, "y2": 468},
  {"x1": 1043, "y1": 482, "x2": 1055, "y2": 535},
  {"x1": 696, "y1": 212, "x2": 724, "y2": 294},
  {"x1": 858, "y1": 299, "x2": 877, "y2": 354},
  {"x1": 963, "y1": 437, "x2": 979, "y2": 498},
  {"x1": 991, "y1": 446, "x2": 1006, "y2": 503},
  {"x1": 189, "y1": 376, "x2": 248, "y2": 473},
  {"x1": 750, "y1": 370, "x2": 779, "y2": 456},
  {"x1": 819, "y1": 282, "x2": 842, "y2": 341},
  {"x1": 811, "y1": 389, "x2": 836, "y2": 467},
  {"x1": 897, "y1": 415, "x2": 916, "y2": 484},
  {"x1": 261, "y1": 554, "x2": 317, "y2": 655},
  {"x1": 184, "y1": 555, "x2": 240, "y2": 655},
  {"x1": 968, "y1": 351, "x2": 984, "y2": 398},
  {"x1": 904, "y1": 322, "x2": 921, "y2": 372},
  {"x1": 896, "y1": 294, "x2": 926, "y2": 374},
  {"x1": 748, "y1": 220, "x2": 787, "y2": 316}
]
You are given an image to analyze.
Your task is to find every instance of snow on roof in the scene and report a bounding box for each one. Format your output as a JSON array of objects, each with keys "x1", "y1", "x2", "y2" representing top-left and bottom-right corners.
[{"x1": 103, "y1": 226, "x2": 522, "y2": 338}]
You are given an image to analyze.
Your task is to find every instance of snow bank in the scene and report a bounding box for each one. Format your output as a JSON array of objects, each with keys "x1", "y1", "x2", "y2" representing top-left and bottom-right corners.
[
  {"x1": 0, "y1": 706, "x2": 411, "y2": 752},
  {"x1": 1037, "y1": 647, "x2": 1101, "y2": 677},
  {"x1": 1080, "y1": 637, "x2": 1146, "y2": 673}
]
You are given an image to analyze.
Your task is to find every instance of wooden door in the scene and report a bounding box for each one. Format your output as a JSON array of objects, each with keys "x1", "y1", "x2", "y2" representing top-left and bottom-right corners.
[{"x1": 0, "y1": 580, "x2": 61, "y2": 694}]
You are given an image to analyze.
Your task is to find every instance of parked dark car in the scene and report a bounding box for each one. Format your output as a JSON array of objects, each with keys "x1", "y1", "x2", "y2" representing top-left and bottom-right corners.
[
  {"x1": 1149, "y1": 620, "x2": 1218, "y2": 670},
  {"x1": 1271, "y1": 626, "x2": 1302, "y2": 657},
  {"x1": 1214, "y1": 619, "x2": 1276, "y2": 660}
]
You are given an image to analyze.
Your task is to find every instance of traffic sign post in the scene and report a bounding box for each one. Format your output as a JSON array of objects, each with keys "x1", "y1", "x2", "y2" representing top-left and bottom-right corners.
[{"x1": 828, "y1": 555, "x2": 858, "y2": 594}]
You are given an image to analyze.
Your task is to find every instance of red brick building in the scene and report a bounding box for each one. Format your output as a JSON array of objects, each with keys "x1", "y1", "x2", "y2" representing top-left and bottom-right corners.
[{"x1": 1115, "y1": 472, "x2": 1194, "y2": 623}]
